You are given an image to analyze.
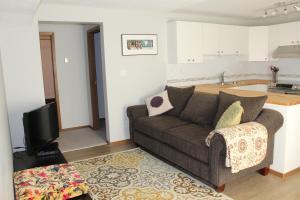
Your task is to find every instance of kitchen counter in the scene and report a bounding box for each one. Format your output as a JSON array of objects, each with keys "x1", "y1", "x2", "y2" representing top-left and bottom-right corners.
[{"x1": 196, "y1": 79, "x2": 300, "y2": 106}]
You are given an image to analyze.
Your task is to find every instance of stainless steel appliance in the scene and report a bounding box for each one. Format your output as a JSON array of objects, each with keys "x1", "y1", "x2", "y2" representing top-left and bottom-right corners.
[{"x1": 268, "y1": 83, "x2": 300, "y2": 95}]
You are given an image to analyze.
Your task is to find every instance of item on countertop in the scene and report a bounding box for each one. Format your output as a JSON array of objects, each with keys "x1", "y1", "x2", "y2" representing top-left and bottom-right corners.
[{"x1": 270, "y1": 65, "x2": 279, "y2": 84}]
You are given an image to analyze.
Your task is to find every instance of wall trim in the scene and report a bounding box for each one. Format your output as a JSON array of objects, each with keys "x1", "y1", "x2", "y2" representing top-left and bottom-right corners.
[
  {"x1": 108, "y1": 139, "x2": 132, "y2": 146},
  {"x1": 270, "y1": 167, "x2": 300, "y2": 179},
  {"x1": 61, "y1": 125, "x2": 91, "y2": 132}
]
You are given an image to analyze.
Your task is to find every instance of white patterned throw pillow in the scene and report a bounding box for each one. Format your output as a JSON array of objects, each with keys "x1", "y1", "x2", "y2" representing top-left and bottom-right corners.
[{"x1": 145, "y1": 90, "x2": 174, "y2": 117}]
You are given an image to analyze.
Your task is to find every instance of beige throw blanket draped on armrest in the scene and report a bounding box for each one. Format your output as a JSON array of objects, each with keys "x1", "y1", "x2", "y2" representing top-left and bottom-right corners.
[{"x1": 206, "y1": 122, "x2": 268, "y2": 173}]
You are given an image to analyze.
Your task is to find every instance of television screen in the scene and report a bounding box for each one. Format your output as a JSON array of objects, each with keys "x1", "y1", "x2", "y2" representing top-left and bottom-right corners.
[{"x1": 23, "y1": 102, "x2": 59, "y2": 155}]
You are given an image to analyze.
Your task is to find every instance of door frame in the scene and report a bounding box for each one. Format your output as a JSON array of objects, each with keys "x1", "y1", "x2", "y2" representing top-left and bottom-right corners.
[
  {"x1": 39, "y1": 32, "x2": 63, "y2": 131},
  {"x1": 87, "y1": 26, "x2": 101, "y2": 130}
]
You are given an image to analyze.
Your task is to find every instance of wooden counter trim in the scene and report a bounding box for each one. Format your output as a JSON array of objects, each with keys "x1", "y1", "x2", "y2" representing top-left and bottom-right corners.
[{"x1": 196, "y1": 80, "x2": 300, "y2": 106}]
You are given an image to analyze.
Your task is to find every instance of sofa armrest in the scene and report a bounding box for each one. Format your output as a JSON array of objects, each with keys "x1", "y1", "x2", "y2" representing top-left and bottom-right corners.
[
  {"x1": 208, "y1": 108, "x2": 284, "y2": 187},
  {"x1": 127, "y1": 105, "x2": 148, "y2": 120},
  {"x1": 254, "y1": 108, "x2": 284, "y2": 137},
  {"x1": 127, "y1": 105, "x2": 148, "y2": 140}
]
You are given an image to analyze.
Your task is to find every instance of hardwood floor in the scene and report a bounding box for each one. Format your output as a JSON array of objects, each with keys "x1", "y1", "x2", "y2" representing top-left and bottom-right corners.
[
  {"x1": 63, "y1": 141, "x2": 137, "y2": 162},
  {"x1": 64, "y1": 144, "x2": 300, "y2": 200}
]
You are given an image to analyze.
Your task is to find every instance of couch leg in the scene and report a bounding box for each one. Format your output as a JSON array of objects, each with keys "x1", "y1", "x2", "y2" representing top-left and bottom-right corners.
[
  {"x1": 258, "y1": 167, "x2": 270, "y2": 176},
  {"x1": 215, "y1": 184, "x2": 225, "y2": 193}
]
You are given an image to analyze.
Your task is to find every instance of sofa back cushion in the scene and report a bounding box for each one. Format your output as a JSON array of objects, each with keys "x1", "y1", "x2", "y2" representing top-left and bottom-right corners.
[
  {"x1": 166, "y1": 86, "x2": 195, "y2": 117},
  {"x1": 213, "y1": 91, "x2": 267, "y2": 126},
  {"x1": 180, "y1": 92, "x2": 219, "y2": 127}
]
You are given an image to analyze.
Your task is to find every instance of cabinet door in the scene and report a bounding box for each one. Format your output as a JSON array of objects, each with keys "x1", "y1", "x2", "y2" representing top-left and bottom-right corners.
[
  {"x1": 219, "y1": 25, "x2": 236, "y2": 55},
  {"x1": 268, "y1": 24, "x2": 281, "y2": 59},
  {"x1": 297, "y1": 22, "x2": 300, "y2": 44},
  {"x1": 275, "y1": 22, "x2": 297, "y2": 46},
  {"x1": 234, "y1": 26, "x2": 249, "y2": 55},
  {"x1": 249, "y1": 26, "x2": 269, "y2": 61},
  {"x1": 177, "y1": 22, "x2": 203, "y2": 63},
  {"x1": 202, "y1": 23, "x2": 220, "y2": 55}
]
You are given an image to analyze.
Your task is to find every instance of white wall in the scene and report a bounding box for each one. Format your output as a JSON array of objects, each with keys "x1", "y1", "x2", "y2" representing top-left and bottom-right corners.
[
  {"x1": 39, "y1": 23, "x2": 91, "y2": 129},
  {"x1": 0, "y1": 13, "x2": 45, "y2": 149},
  {"x1": 37, "y1": 5, "x2": 167, "y2": 142},
  {"x1": 3, "y1": 2, "x2": 300, "y2": 146},
  {"x1": 246, "y1": 59, "x2": 300, "y2": 83},
  {"x1": 0, "y1": 52, "x2": 14, "y2": 200},
  {"x1": 94, "y1": 32, "x2": 106, "y2": 118}
]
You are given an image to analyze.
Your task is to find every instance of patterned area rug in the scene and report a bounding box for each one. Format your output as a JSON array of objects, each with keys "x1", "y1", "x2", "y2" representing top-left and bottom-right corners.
[{"x1": 72, "y1": 148, "x2": 232, "y2": 200}]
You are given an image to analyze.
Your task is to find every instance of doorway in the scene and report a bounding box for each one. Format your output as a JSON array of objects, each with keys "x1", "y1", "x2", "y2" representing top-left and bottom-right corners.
[
  {"x1": 38, "y1": 23, "x2": 108, "y2": 152},
  {"x1": 39, "y1": 32, "x2": 62, "y2": 130}
]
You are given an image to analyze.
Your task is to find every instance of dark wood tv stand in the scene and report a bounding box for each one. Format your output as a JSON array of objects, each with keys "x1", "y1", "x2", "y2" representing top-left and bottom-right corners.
[{"x1": 13, "y1": 142, "x2": 66, "y2": 171}]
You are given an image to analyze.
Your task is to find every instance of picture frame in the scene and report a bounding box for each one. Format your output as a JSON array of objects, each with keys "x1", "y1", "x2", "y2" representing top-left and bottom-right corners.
[{"x1": 121, "y1": 34, "x2": 158, "y2": 56}]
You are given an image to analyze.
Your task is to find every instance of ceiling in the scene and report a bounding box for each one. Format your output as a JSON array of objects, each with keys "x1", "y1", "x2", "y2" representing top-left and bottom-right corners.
[
  {"x1": 0, "y1": 0, "x2": 40, "y2": 13},
  {"x1": 42, "y1": 0, "x2": 291, "y2": 19}
]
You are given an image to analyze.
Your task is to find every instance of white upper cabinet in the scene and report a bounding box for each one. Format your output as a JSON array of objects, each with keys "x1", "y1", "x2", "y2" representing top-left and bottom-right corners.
[
  {"x1": 167, "y1": 21, "x2": 203, "y2": 64},
  {"x1": 248, "y1": 26, "x2": 269, "y2": 61},
  {"x1": 234, "y1": 26, "x2": 249, "y2": 55},
  {"x1": 168, "y1": 20, "x2": 300, "y2": 64},
  {"x1": 269, "y1": 22, "x2": 300, "y2": 59},
  {"x1": 202, "y1": 23, "x2": 220, "y2": 55},
  {"x1": 219, "y1": 25, "x2": 236, "y2": 55},
  {"x1": 297, "y1": 22, "x2": 300, "y2": 43},
  {"x1": 269, "y1": 22, "x2": 298, "y2": 47},
  {"x1": 202, "y1": 23, "x2": 248, "y2": 56}
]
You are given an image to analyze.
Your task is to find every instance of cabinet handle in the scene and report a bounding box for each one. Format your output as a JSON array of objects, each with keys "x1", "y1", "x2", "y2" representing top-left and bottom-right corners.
[
  {"x1": 192, "y1": 59, "x2": 195, "y2": 62},
  {"x1": 297, "y1": 41, "x2": 300, "y2": 44},
  {"x1": 292, "y1": 41, "x2": 295, "y2": 44},
  {"x1": 221, "y1": 51, "x2": 223, "y2": 53},
  {"x1": 188, "y1": 59, "x2": 191, "y2": 62},
  {"x1": 217, "y1": 51, "x2": 220, "y2": 54}
]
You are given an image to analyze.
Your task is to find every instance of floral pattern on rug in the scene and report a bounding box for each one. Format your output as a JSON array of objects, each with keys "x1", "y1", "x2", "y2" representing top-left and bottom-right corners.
[{"x1": 72, "y1": 148, "x2": 232, "y2": 200}]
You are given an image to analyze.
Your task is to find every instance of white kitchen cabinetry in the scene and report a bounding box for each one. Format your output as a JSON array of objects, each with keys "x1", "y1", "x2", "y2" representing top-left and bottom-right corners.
[
  {"x1": 167, "y1": 21, "x2": 203, "y2": 64},
  {"x1": 233, "y1": 26, "x2": 249, "y2": 55},
  {"x1": 202, "y1": 23, "x2": 248, "y2": 56},
  {"x1": 202, "y1": 23, "x2": 220, "y2": 55},
  {"x1": 297, "y1": 22, "x2": 300, "y2": 42},
  {"x1": 269, "y1": 22, "x2": 300, "y2": 59},
  {"x1": 269, "y1": 22, "x2": 299, "y2": 47},
  {"x1": 248, "y1": 26, "x2": 269, "y2": 61}
]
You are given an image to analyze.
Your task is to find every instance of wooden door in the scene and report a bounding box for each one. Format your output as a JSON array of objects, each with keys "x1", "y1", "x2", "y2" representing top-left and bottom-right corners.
[
  {"x1": 40, "y1": 34, "x2": 56, "y2": 100},
  {"x1": 39, "y1": 32, "x2": 62, "y2": 130},
  {"x1": 87, "y1": 27, "x2": 101, "y2": 130}
]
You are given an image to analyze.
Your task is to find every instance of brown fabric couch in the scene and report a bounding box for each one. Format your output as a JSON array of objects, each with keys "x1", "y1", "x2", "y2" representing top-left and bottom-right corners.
[{"x1": 127, "y1": 91, "x2": 284, "y2": 192}]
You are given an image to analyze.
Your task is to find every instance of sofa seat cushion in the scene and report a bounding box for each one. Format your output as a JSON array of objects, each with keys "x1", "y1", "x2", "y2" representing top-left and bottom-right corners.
[
  {"x1": 162, "y1": 124, "x2": 213, "y2": 163},
  {"x1": 135, "y1": 116, "x2": 212, "y2": 163},
  {"x1": 134, "y1": 115, "x2": 189, "y2": 139}
]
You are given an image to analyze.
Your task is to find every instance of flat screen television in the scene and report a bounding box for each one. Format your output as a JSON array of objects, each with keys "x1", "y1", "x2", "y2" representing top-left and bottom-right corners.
[{"x1": 23, "y1": 102, "x2": 59, "y2": 155}]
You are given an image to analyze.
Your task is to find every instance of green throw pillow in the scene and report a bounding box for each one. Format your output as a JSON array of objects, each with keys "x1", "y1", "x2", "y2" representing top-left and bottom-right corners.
[{"x1": 215, "y1": 101, "x2": 244, "y2": 130}]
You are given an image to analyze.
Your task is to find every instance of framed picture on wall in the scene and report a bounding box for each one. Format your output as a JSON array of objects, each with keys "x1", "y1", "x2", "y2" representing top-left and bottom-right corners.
[{"x1": 121, "y1": 34, "x2": 158, "y2": 56}]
